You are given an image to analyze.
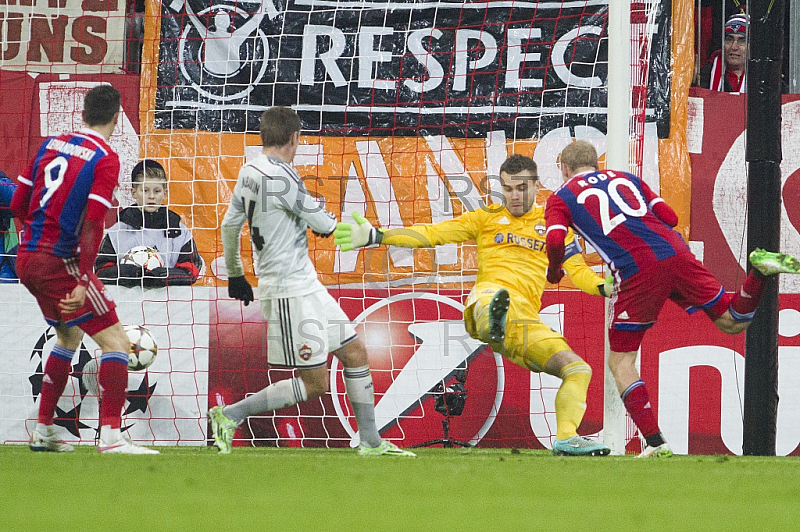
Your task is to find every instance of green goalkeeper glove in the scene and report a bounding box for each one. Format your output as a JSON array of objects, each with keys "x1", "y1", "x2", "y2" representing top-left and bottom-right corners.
[
  {"x1": 334, "y1": 212, "x2": 383, "y2": 251},
  {"x1": 598, "y1": 275, "x2": 614, "y2": 298}
]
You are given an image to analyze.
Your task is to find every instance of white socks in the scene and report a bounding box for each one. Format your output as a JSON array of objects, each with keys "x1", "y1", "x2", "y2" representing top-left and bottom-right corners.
[
  {"x1": 344, "y1": 365, "x2": 382, "y2": 448},
  {"x1": 223, "y1": 377, "x2": 308, "y2": 423}
]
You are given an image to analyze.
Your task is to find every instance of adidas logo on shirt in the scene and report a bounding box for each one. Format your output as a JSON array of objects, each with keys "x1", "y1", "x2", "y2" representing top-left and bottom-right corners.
[
  {"x1": 497, "y1": 216, "x2": 510, "y2": 225},
  {"x1": 617, "y1": 311, "x2": 630, "y2": 319}
]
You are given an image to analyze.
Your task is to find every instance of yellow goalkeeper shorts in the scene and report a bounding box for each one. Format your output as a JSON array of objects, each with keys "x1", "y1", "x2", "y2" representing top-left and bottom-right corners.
[{"x1": 464, "y1": 282, "x2": 570, "y2": 373}]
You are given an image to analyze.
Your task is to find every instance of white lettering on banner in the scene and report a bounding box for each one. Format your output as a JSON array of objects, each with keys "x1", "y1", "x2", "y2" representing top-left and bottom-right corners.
[
  {"x1": 300, "y1": 26, "x2": 345, "y2": 86},
  {"x1": 659, "y1": 343, "x2": 800, "y2": 456},
  {"x1": 333, "y1": 169, "x2": 367, "y2": 274},
  {"x1": 0, "y1": 284, "x2": 209, "y2": 446},
  {"x1": 505, "y1": 27, "x2": 543, "y2": 89},
  {"x1": 453, "y1": 29, "x2": 497, "y2": 92},
  {"x1": 425, "y1": 158, "x2": 459, "y2": 265},
  {"x1": 551, "y1": 26, "x2": 603, "y2": 88},
  {"x1": 358, "y1": 27, "x2": 394, "y2": 90},
  {"x1": 713, "y1": 100, "x2": 800, "y2": 294},
  {"x1": 356, "y1": 140, "x2": 414, "y2": 267},
  {"x1": 658, "y1": 346, "x2": 745, "y2": 455},
  {"x1": 404, "y1": 28, "x2": 445, "y2": 93},
  {"x1": 299, "y1": 23, "x2": 603, "y2": 95}
]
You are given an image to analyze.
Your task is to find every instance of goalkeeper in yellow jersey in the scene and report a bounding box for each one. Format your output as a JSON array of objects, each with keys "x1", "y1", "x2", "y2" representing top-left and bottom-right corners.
[{"x1": 334, "y1": 154, "x2": 611, "y2": 456}]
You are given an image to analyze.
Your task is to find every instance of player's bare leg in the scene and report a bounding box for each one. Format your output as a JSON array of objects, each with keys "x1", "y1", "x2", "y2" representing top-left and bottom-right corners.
[
  {"x1": 608, "y1": 350, "x2": 672, "y2": 458},
  {"x1": 29, "y1": 324, "x2": 83, "y2": 452},
  {"x1": 545, "y1": 350, "x2": 609, "y2": 456},
  {"x1": 334, "y1": 338, "x2": 415, "y2": 457}
]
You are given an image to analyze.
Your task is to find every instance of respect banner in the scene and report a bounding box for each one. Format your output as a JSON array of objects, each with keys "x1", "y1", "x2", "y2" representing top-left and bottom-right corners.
[{"x1": 152, "y1": 0, "x2": 672, "y2": 139}]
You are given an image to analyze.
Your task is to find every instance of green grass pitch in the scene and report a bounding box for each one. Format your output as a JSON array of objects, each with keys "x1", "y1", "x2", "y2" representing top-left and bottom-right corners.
[{"x1": 3, "y1": 445, "x2": 800, "y2": 530}]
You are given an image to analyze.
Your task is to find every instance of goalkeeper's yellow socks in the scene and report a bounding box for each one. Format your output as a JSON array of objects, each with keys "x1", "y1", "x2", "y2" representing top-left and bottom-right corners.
[{"x1": 554, "y1": 361, "x2": 592, "y2": 441}]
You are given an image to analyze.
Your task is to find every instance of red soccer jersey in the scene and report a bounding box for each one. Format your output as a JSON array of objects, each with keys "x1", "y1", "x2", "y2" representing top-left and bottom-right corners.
[
  {"x1": 14, "y1": 128, "x2": 119, "y2": 258},
  {"x1": 545, "y1": 169, "x2": 687, "y2": 280}
]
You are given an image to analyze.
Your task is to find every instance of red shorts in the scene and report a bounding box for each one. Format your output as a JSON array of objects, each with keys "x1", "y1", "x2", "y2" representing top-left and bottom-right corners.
[
  {"x1": 17, "y1": 251, "x2": 119, "y2": 336},
  {"x1": 608, "y1": 252, "x2": 725, "y2": 352}
]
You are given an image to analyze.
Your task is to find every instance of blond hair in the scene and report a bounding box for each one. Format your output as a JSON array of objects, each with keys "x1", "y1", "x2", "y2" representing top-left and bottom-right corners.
[{"x1": 560, "y1": 141, "x2": 599, "y2": 172}]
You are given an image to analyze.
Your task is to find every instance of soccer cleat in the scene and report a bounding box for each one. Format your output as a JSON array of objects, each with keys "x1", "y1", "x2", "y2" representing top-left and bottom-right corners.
[
  {"x1": 481, "y1": 288, "x2": 510, "y2": 343},
  {"x1": 97, "y1": 435, "x2": 159, "y2": 455},
  {"x1": 552, "y1": 435, "x2": 611, "y2": 456},
  {"x1": 29, "y1": 427, "x2": 74, "y2": 453},
  {"x1": 637, "y1": 442, "x2": 673, "y2": 458},
  {"x1": 208, "y1": 405, "x2": 239, "y2": 455},
  {"x1": 749, "y1": 248, "x2": 800, "y2": 276},
  {"x1": 358, "y1": 440, "x2": 416, "y2": 457}
]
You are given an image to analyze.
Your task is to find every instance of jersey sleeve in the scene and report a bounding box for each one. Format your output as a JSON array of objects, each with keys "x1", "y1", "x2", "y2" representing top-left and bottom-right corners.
[
  {"x1": 77, "y1": 154, "x2": 120, "y2": 283},
  {"x1": 544, "y1": 194, "x2": 571, "y2": 273},
  {"x1": 563, "y1": 237, "x2": 603, "y2": 296},
  {"x1": 10, "y1": 160, "x2": 34, "y2": 219},
  {"x1": 638, "y1": 178, "x2": 679, "y2": 228},
  {"x1": 285, "y1": 171, "x2": 337, "y2": 236},
  {"x1": 87, "y1": 154, "x2": 119, "y2": 211},
  {"x1": 221, "y1": 187, "x2": 248, "y2": 279},
  {"x1": 381, "y1": 209, "x2": 482, "y2": 247}
]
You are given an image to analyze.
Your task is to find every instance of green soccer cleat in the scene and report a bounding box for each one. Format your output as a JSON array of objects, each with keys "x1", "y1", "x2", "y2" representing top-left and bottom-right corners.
[
  {"x1": 637, "y1": 442, "x2": 673, "y2": 459},
  {"x1": 208, "y1": 406, "x2": 239, "y2": 455},
  {"x1": 358, "y1": 440, "x2": 416, "y2": 457},
  {"x1": 487, "y1": 289, "x2": 510, "y2": 343},
  {"x1": 552, "y1": 435, "x2": 611, "y2": 457},
  {"x1": 749, "y1": 248, "x2": 800, "y2": 276}
]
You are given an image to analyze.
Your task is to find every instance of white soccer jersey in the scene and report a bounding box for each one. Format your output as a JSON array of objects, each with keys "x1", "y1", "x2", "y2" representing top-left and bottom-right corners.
[{"x1": 221, "y1": 153, "x2": 336, "y2": 299}]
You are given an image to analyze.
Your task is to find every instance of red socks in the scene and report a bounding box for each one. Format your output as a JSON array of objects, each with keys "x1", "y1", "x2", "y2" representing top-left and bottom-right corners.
[
  {"x1": 621, "y1": 380, "x2": 661, "y2": 440},
  {"x1": 38, "y1": 348, "x2": 73, "y2": 425},
  {"x1": 99, "y1": 356, "x2": 129, "y2": 429},
  {"x1": 729, "y1": 272, "x2": 766, "y2": 318}
]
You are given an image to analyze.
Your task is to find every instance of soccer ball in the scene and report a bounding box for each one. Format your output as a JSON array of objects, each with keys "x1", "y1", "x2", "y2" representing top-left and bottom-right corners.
[
  {"x1": 121, "y1": 246, "x2": 163, "y2": 270},
  {"x1": 124, "y1": 325, "x2": 158, "y2": 371}
]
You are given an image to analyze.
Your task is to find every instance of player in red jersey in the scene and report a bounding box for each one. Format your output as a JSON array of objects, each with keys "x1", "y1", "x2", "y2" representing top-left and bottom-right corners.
[
  {"x1": 544, "y1": 140, "x2": 800, "y2": 458},
  {"x1": 11, "y1": 85, "x2": 158, "y2": 455}
]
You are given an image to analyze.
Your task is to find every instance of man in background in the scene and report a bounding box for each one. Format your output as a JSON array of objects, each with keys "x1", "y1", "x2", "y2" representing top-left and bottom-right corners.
[{"x1": 697, "y1": 13, "x2": 748, "y2": 93}]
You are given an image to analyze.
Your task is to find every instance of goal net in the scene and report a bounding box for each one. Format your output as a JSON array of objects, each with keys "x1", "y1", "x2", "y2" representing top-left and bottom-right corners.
[{"x1": 0, "y1": 0, "x2": 673, "y2": 451}]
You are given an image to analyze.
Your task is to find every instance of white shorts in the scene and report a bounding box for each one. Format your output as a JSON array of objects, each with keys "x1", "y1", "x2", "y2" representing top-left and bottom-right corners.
[{"x1": 260, "y1": 289, "x2": 357, "y2": 368}]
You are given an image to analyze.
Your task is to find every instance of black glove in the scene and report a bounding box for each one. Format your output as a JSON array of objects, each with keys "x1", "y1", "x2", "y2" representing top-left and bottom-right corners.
[
  {"x1": 110, "y1": 264, "x2": 144, "y2": 288},
  {"x1": 142, "y1": 267, "x2": 194, "y2": 288},
  {"x1": 228, "y1": 275, "x2": 254, "y2": 306},
  {"x1": 145, "y1": 267, "x2": 168, "y2": 278},
  {"x1": 119, "y1": 263, "x2": 144, "y2": 279}
]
